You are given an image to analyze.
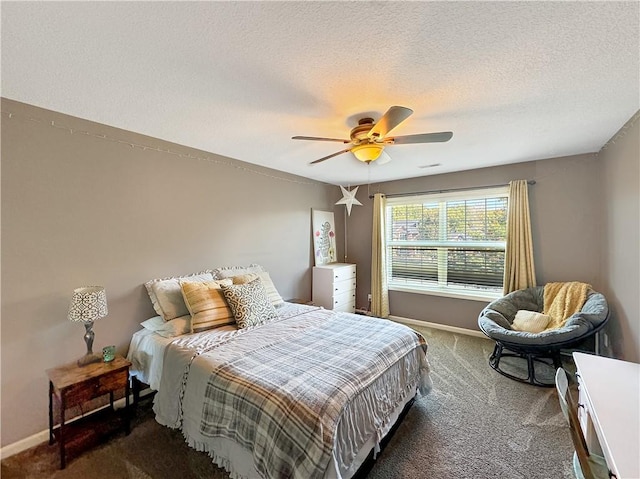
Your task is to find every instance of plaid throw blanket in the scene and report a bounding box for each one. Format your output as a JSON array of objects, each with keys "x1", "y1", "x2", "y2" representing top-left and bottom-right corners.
[{"x1": 198, "y1": 309, "x2": 428, "y2": 479}]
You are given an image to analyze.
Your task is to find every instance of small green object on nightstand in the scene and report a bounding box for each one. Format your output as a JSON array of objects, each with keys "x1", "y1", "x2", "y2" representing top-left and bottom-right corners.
[{"x1": 102, "y1": 345, "x2": 116, "y2": 362}]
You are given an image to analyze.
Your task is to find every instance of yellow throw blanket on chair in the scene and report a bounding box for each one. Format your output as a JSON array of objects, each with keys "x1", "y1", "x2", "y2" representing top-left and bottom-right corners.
[{"x1": 543, "y1": 281, "x2": 591, "y2": 330}]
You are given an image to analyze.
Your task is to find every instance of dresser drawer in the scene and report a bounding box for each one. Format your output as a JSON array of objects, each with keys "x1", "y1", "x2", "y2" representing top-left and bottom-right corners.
[
  {"x1": 334, "y1": 302, "x2": 356, "y2": 313},
  {"x1": 61, "y1": 369, "x2": 128, "y2": 408},
  {"x1": 332, "y1": 290, "x2": 356, "y2": 308},
  {"x1": 576, "y1": 379, "x2": 589, "y2": 433},
  {"x1": 332, "y1": 265, "x2": 356, "y2": 282},
  {"x1": 332, "y1": 278, "x2": 356, "y2": 294},
  {"x1": 312, "y1": 263, "x2": 357, "y2": 311},
  {"x1": 575, "y1": 374, "x2": 604, "y2": 456}
]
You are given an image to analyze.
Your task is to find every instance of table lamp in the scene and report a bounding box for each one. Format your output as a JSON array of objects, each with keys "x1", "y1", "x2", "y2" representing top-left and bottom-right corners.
[{"x1": 68, "y1": 286, "x2": 108, "y2": 366}]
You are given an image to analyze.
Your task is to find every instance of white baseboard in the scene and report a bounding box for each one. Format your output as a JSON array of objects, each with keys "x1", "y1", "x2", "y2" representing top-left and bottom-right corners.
[
  {"x1": 389, "y1": 315, "x2": 489, "y2": 340},
  {"x1": 0, "y1": 392, "x2": 148, "y2": 460},
  {"x1": 0, "y1": 429, "x2": 51, "y2": 460}
]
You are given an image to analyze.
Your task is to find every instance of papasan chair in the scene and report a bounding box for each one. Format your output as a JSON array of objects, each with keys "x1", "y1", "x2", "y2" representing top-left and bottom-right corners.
[{"x1": 478, "y1": 284, "x2": 609, "y2": 386}]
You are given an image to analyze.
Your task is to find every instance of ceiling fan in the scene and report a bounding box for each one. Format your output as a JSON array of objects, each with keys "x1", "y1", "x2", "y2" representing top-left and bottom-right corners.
[{"x1": 292, "y1": 106, "x2": 453, "y2": 165}]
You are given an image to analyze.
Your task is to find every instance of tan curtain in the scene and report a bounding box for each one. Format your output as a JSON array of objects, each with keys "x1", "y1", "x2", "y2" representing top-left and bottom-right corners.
[
  {"x1": 503, "y1": 180, "x2": 537, "y2": 294},
  {"x1": 371, "y1": 193, "x2": 389, "y2": 317}
]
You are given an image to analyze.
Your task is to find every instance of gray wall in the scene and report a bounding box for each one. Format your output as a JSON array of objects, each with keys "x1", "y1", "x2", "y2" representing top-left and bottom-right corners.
[
  {"x1": 346, "y1": 154, "x2": 603, "y2": 330},
  {"x1": 598, "y1": 112, "x2": 640, "y2": 363},
  {"x1": 2, "y1": 97, "x2": 637, "y2": 448},
  {"x1": 348, "y1": 111, "x2": 640, "y2": 363},
  {"x1": 0, "y1": 98, "x2": 338, "y2": 446}
]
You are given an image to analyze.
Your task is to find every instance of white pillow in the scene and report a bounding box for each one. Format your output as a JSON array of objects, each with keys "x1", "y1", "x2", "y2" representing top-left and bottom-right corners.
[
  {"x1": 231, "y1": 271, "x2": 285, "y2": 306},
  {"x1": 144, "y1": 270, "x2": 214, "y2": 321},
  {"x1": 141, "y1": 315, "x2": 191, "y2": 338},
  {"x1": 512, "y1": 310, "x2": 551, "y2": 334},
  {"x1": 212, "y1": 263, "x2": 264, "y2": 280}
]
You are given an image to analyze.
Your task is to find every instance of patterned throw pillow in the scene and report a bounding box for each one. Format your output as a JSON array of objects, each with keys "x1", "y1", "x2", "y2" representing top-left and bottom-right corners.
[
  {"x1": 180, "y1": 279, "x2": 234, "y2": 333},
  {"x1": 221, "y1": 278, "x2": 279, "y2": 329}
]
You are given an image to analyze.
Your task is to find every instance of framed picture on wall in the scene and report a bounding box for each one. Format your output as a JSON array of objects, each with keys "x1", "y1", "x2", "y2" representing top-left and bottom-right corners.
[{"x1": 312, "y1": 209, "x2": 337, "y2": 266}]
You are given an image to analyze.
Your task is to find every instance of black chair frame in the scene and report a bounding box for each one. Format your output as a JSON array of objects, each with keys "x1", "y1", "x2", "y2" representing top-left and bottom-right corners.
[{"x1": 480, "y1": 319, "x2": 609, "y2": 387}]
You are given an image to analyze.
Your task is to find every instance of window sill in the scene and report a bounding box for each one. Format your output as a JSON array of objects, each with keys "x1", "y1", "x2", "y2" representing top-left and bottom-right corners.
[{"x1": 388, "y1": 285, "x2": 501, "y2": 303}]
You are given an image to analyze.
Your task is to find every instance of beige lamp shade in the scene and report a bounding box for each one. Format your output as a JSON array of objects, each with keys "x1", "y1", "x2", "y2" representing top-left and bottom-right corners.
[{"x1": 68, "y1": 286, "x2": 108, "y2": 322}]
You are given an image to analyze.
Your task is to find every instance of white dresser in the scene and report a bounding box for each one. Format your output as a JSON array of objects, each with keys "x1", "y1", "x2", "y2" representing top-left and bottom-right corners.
[{"x1": 312, "y1": 263, "x2": 356, "y2": 313}]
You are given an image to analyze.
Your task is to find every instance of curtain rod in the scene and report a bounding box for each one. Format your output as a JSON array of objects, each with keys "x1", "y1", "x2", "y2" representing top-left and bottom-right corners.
[{"x1": 367, "y1": 180, "x2": 536, "y2": 199}]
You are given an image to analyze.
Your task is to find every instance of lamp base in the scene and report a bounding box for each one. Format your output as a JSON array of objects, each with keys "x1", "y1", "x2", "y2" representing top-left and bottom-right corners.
[{"x1": 77, "y1": 353, "x2": 102, "y2": 367}]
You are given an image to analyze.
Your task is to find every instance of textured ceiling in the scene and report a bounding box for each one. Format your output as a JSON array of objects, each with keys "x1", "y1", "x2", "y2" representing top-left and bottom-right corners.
[{"x1": 2, "y1": 2, "x2": 638, "y2": 185}]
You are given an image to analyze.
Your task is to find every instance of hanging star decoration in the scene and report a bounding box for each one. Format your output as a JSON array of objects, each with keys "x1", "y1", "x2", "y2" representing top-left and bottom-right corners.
[{"x1": 335, "y1": 185, "x2": 363, "y2": 216}]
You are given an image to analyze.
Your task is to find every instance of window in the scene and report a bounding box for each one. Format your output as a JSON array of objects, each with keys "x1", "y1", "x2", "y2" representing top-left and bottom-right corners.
[{"x1": 386, "y1": 187, "x2": 508, "y2": 301}]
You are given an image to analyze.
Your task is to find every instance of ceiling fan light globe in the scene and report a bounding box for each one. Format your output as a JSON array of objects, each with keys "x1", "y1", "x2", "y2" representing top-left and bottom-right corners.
[{"x1": 352, "y1": 144, "x2": 383, "y2": 163}]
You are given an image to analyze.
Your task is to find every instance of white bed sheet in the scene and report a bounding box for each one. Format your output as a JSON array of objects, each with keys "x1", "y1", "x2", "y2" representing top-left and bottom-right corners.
[
  {"x1": 127, "y1": 304, "x2": 429, "y2": 479},
  {"x1": 127, "y1": 327, "x2": 171, "y2": 390},
  {"x1": 127, "y1": 324, "x2": 236, "y2": 390}
]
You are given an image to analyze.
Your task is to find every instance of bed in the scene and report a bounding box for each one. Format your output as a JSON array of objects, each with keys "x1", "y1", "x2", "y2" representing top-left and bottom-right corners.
[{"x1": 127, "y1": 268, "x2": 431, "y2": 479}]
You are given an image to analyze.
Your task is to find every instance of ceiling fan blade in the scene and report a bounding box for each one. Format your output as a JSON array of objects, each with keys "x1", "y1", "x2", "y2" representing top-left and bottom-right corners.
[
  {"x1": 367, "y1": 106, "x2": 414, "y2": 139},
  {"x1": 292, "y1": 135, "x2": 350, "y2": 143},
  {"x1": 387, "y1": 131, "x2": 453, "y2": 144},
  {"x1": 310, "y1": 148, "x2": 353, "y2": 164},
  {"x1": 375, "y1": 150, "x2": 393, "y2": 165}
]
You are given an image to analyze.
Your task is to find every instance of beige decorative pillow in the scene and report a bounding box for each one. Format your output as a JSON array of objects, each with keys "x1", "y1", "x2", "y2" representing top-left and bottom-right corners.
[
  {"x1": 180, "y1": 279, "x2": 234, "y2": 333},
  {"x1": 212, "y1": 264, "x2": 264, "y2": 280},
  {"x1": 232, "y1": 272, "x2": 284, "y2": 306},
  {"x1": 145, "y1": 271, "x2": 214, "y2": 321},
  {"x1": 512, "y1": 310, "x2": 551, "y2": 334},
  {"x1": 221, "y1": 278, "x2": 278, "y2": 329}
]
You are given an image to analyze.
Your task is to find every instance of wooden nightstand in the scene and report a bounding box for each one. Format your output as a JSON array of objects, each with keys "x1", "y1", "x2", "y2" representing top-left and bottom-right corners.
[{"x1": 46, "y1": 355, "x2": 131, "y2": 469}]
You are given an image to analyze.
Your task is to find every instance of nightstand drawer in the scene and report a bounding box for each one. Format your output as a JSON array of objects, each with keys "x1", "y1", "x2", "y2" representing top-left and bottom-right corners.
[{"x1": 62, "y1": 369, "x2": 128, "y2": 408}]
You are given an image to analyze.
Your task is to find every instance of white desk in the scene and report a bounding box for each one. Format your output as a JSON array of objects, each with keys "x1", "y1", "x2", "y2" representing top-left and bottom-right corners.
[{"x1": 573, "y1": 352, "x2": 640, "y2": 479}]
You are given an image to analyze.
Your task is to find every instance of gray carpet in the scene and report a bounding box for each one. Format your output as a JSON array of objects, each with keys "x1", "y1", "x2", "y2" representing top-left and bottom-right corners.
[{"x1": 1, "y1": 326, "x2": 576, "y2": 479}]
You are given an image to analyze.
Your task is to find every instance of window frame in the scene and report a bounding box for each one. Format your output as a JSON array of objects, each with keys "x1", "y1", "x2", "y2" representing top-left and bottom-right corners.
[{"x1": 385, "y1": 186, "x2": 509, "y2": 302}]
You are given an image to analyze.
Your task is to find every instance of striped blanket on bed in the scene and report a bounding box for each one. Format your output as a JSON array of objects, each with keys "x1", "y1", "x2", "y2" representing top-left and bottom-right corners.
[{"x1": 198, "y1": 308, "x2": 429, "y2": 479}]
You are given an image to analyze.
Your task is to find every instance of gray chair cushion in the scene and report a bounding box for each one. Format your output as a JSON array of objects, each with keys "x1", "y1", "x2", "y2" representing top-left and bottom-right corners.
[{"x1": 478, "y1": 286, "x2": 609, "y2": 347}]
